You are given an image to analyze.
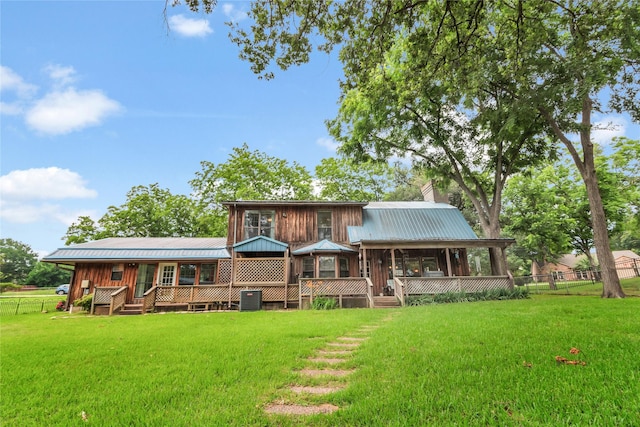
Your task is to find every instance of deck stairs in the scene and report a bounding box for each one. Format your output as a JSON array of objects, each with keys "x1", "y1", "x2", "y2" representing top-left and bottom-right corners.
[
  {"x1": 119, "y1": 303, "x2": 144, "y2": 315},
  {"x1": 372, "y1": 296, "x2": 401, "y2": 308}
]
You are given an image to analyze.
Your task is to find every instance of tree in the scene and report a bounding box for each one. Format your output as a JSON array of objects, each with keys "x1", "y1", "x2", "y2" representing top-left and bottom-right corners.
[
  {"x1": 0, "y1": 239, "x2": 39, "y2": 284},
  {"x1": 190, "y1": 143, "x2": 314, "y2": 210},
  {"x1": 64, "y1": 184, "x2": 217, "y2": 245},
  {"x1": 25, "y1": 262, "x2": 71, "y2": 288},
  {"x1": 176, "y1": 0, "x2": 639, "y2": 296},
  {"x1": 314, "y1": 157, "x2": 395, "y2": 201}
]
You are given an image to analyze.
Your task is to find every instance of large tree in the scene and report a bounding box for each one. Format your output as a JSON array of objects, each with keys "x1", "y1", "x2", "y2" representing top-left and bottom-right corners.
[
  {"x1": 64, "y1": 184, "x2": 216, "y2": 245},
  {"x1": 0, "y1": 239, "x2": 39, "y2": 284},
  {"x1": 175, "y1": 0, "x2": 639, "y2": 296},
  {"x1": 314, "y1": 157, "x2": 395, "y2": 201}
]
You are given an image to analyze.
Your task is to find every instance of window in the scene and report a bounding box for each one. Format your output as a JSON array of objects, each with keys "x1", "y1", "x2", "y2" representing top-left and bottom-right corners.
[
  {"x1": 339, "y1": 257, "x2": 349, "y2": 278},
  {"x1": 134, "y1": 264, "x2": 156, "y2": 298},
  {"x1": 319, "y1": 256, "x2": 335, "y2": 278},
  {"x1": 199, "y1": 263, "x2": 217, "y2": 285},
  {"x1": 179, "y1": 264, "x2": 197, "y2": 285},
  {"x1": 318, "y1": 211, "x2": 332, "y2": 240},
  {"x1": 111, "y1": 264, "x2": 124, "y2": 281},
  {"x1": 244, "y1": 210, "x2": 275, "y2": 239},
  {"x1": 302, "y1": 257, "x2": 315, "y2": 278}
]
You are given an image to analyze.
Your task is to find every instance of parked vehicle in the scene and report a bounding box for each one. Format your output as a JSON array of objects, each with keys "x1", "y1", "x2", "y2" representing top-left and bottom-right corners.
[{"x1": 56, "y1": 284, "x2": 69, "y2": 295}]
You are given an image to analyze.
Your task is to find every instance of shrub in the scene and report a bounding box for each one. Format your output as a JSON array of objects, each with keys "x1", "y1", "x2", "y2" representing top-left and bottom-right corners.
[
  {"x1": 0, "y1": 283, "x2": 22, "y2": 293},
  {"x1": 311, "y1": 295, "x2": 338, "y2": 310},
  {"x1": 73, "y1": 294, "x2": 93, "y2": 311},
  {"x1": 405, "y1": 287, "x2": 529, "y2": 306}
]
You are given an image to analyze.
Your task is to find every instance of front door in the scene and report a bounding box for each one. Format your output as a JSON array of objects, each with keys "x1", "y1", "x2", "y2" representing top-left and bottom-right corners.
[{"x1": 157, "y1": 263, "x2": 177, "y2": 286}]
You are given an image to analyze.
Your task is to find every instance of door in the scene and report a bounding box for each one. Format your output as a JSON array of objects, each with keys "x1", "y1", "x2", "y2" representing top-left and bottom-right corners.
[
  {"x1": 134, "y1": 264, "x2": 156, "y2": 298},
  {"x1": 156, "y1": 263, "x2": 177, "y2": 302}
]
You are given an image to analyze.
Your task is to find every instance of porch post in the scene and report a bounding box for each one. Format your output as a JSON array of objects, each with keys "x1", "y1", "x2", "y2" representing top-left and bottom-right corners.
[
  {"x1": 362, "y1": 247, "x2": 368, "y2": 277},
  {"x1": 446, "y1": 248, "x2": 453, "y2": 277},
  {"x1": 391, "y1": 248, "x2": 396, "y2": 278}
]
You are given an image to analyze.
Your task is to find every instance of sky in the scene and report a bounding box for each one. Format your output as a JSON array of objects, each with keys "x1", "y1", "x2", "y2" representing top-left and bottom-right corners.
[
  {"x1": 1, "y1": 1, "x2": 639, "y2": 259},
  {"x1": 1, "y1": 0, "x2": 344, "y2": 257}
]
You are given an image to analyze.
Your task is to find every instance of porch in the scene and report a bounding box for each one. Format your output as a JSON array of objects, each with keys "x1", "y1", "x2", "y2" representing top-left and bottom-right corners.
[{"x1": 91, "y1": 275, "x2": 512, "y2": 314}]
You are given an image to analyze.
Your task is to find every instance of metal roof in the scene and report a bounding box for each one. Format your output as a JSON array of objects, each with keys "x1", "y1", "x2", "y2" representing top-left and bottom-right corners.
[
  {"x1": 347, "y1": 202, "x2": 478, "y2": 243},
  {"x1": 233, "y1": 236, "x2": 288, "y2": 253},
  {"x1": 291, "y1": 239, "x2": 358, "y2": 255},
  {"x1": 42, "y1": 237, "x2": 230, "y2": 263}
]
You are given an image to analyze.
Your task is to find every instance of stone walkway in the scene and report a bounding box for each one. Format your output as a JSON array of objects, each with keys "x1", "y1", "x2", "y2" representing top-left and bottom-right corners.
[
  {"x1": 263, "y1": 323, "x2": 383, "y2": 416},
  {"x1": 264, "y1": 325, "x2": 378, "y2": 415}
]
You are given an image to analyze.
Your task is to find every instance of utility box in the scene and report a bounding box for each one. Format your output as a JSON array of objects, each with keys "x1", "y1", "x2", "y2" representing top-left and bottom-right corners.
[{"x1": 239, "y1": 290, "x2": 262, "y2": 311}]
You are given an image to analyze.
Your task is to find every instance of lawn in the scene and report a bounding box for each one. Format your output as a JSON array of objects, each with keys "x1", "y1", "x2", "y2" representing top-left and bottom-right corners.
[{"x1": 1, "y1": 291, "x2": 639, "y2": 426}]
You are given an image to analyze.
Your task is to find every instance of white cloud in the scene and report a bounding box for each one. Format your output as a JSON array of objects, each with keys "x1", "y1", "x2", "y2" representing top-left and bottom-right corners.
[
  {"x1": 169, "y1": 14, "x2": 213, "y2": 37},
  {"x1": 592, "y1": 116, "x2": 627, "y2": 145},
  {"x1": 44, "y1": 64, "x2": 77, "y2": 88},
  {"x1": 222, "y1": 3, "x2": 248, "y2": 22},
  {"x1": 0, "y1": 65, "x2": 38, "y2": 97},
  {"x1": 25, "y1": 88, "x2": 122, "y2": 135},
  {"x1": 0, "y1": 167, "x2": 97, "y2": 201},
  {"x1": 317, "y1": 137, "x2": 340, "y2": 152}
]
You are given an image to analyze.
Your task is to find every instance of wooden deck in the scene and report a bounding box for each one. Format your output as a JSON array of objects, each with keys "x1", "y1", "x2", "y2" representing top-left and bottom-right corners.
[{"x1": 92, "y1": 275, "x2": 512, "y2": 314}]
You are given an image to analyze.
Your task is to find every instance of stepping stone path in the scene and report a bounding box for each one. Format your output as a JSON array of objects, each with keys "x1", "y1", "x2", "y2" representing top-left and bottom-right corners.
[{"x1": 263, "y1": 323, "x2": 382, "y2": 417}]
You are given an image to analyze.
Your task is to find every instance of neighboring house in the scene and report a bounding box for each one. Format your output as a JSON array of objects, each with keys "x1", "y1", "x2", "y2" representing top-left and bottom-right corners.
[
  {"x1": 43, "y1": 200, "x2": 515, "y2": 313},
  {"x1": 531, "y1": 250, "x2": 640, "y2": 280}
]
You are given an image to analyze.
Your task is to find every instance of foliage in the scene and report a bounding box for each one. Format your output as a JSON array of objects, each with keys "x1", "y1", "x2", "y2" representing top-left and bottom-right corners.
[
  {"x1": 0, "y1": 239, "x2": 38, "y2": 284},
  {"x1": 405, "y1": 287, "x2": 529, "y2": 306},
  {"x1": 24, "y1": 262, "x2": 71, "y2": 288},
  {"x1": 314, "y1": 157, "x2": 395, "y2": 201},
  {"x1": 310, "y1": 295, "x2": 338, "y2": 310},
  {"x1": 73, "y1": 294, "x2": 93, "y2": 311},
  {"x1": 181, "y1": 0, "x2": 640, "y2": 295},
  {"x1": 64, "y1": 184, "x2": 220, "y2": 245},
  {"x1": 0, "y1": 283, "x2": 22, "y2": 293}
]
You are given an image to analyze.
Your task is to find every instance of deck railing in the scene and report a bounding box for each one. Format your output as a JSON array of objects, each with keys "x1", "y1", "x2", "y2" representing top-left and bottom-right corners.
[
  {"x1": 109, "y1": 286, "x2": 127, "y2": 315},
  {"x1": 299, "y1": 278, "x2": 369, "y2": 308},
  {"x1": 399, "y1": 276, "x2": 511, "y2": 296}
]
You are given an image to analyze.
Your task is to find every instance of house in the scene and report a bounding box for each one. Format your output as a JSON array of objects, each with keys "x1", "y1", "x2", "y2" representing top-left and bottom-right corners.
[
  {"x1": 43, "y1": 200, "x2": 515, "y2": 313},
  {"x1": 531, "y1": 250, "x2": 640, "y2": 281}
]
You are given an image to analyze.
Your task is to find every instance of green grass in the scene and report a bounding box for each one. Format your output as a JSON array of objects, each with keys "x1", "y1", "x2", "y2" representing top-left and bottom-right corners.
[{"x1": 2, "y1": 293, "x2": 639, "y2": 426}]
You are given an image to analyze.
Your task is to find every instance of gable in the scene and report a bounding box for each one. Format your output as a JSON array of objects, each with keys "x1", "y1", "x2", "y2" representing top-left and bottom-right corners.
[{"x1": 233, "y1": 236, "x2": 288, "y2": 253}]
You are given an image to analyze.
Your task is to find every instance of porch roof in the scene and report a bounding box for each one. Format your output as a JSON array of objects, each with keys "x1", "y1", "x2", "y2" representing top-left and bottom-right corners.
[
  {"x1": 42, "y1": 237, "x2": 230, "y2": 263},
  {"x1": 347, "y1": 202, "x2": 479, "y2": 243},
  {"x1": 291, "y1": 239, "x2": 358, "y2": 255},
  {"x1": 233, "y1": 235, "x2": 288, "y2": 253}
]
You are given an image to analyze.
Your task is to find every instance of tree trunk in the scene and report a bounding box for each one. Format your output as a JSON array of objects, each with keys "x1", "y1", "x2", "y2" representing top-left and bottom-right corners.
[{"x1": 583, "y1": 171, "x2": 625, "y2": 298}]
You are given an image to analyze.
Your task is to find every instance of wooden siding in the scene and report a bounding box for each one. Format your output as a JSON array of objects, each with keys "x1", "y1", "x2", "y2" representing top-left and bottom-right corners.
[
  {"x1": 226, "y1": 204, "x2": 363, "y2": 247},
  {"x1": 71, "y1": 263, "x2": 138, "y2": 303}
]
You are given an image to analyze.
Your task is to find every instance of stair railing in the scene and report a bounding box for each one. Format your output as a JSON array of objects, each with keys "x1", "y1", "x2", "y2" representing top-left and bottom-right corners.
[
  {"x1": 365, "y1": 278, "x2": 375, "y2": 308},
  {"x1": 109, "y1": 286, "x2": 128, "y2": 315},
  {"x1": 142, "y1": 286, "x2": 157, "y2": 313},
  {"x1": 394, "y1": 277, "x2": 405, "y2": 307}
]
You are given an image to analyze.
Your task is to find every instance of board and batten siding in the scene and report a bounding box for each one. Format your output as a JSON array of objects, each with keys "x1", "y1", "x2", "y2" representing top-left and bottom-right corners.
[
  {"x1": 226, "y1": 205, "x2": 363, "y2": 247},
  {"x1": 71, "y1": 263, "x2": 139, "y2": 302}
]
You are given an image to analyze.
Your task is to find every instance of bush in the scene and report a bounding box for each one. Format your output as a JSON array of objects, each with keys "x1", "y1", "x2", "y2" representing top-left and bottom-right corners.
[
  {"x1": 311, "y1": 295, "x2": 338, "y2": 310},
  {"x1": 405, "y1": 287, "x2": 529, "y2": 306},
  {"x1": 0, "y1": 283, "x2": 22, "y2": 293},
  {"x1": 73, "y1": 294, "x2": 93, "y2": 311}
]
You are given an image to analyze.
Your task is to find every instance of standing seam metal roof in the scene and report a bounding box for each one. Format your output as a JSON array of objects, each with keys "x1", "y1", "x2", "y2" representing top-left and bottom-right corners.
[{"x1": 348, "y1": 203, "x2": 478, "y2": 243}]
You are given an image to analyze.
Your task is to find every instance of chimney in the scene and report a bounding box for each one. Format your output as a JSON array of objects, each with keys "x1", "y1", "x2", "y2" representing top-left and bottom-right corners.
[{"x1": 421, "y1": 181, "x2": 448, "y2": 203}]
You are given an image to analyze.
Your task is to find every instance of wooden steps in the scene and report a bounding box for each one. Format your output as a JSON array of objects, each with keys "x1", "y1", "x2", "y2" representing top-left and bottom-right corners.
[
  {"x1": 373, "y1": 296, "x2": 401, "y2": 308},
  {"x1": 119, "y1": 303, "x2": 144, "y2": 315}
]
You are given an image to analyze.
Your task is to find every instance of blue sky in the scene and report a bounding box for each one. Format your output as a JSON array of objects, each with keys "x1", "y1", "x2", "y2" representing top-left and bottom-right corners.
[
  {"x1": 1, "y1": 1, "x2": 638, "y2": 258},
  {"x1": 1, "y1": 1, "x2": 344, "y2": 257}
]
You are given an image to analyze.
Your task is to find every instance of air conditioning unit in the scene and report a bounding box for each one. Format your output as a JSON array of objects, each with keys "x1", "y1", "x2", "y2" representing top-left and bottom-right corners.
[{"x1": 239, "y1": 290, "x2": 262, "y2": 311}]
